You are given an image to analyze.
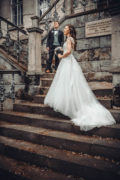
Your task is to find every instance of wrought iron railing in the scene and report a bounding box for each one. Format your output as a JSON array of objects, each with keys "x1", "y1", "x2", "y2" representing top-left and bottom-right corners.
[
  {"x1": 0, "y1": 16, "x2": 28, "y2": 67},
  {"x1": 0, "y1": 70, "x2": 20, "y2": 111}
]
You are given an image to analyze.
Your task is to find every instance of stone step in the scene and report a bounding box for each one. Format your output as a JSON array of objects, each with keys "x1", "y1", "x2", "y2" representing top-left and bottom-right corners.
[
  {"x1": 13, "y1": 101, "x2": 120, "y2": 122},
  {"x1": 34, "y1": 94, "x2": 112, "y2": 109},
  {"x1": 0, "y1": 136, "x2": 120, "y2": 180},
  {"x1": 0, "y1": 111, "x2": 120, "y2": 139},
  {"x1": 42, "y1": 73, "x2": 55, "y2": 79},
  {"x1": 39, "y1": 81, "x2": 113, "y2": 97},
  {"x1": 39, "y1": 86, "x2": 113, "y2": 97},
  {"x1": 39, "y1": 86, "x2": 50, "y2": 95},
  {"x1": 41, "y1": 78, "x2": 113, "y2": 87},
  {"x1": 98, "y1": 97, "x2": 112, "y2": 109},
  {"x1": 13, "y1": 101, "x2": 70, "y2": 119},
  {"x1": 41, "y1": 72, "x2": 113, "y2": 82},
  {"x1": 0, "y1": 168, "x2": 29, "y2": 180},
  {"x1": 41, "y1": 78, "x2": 52, "y2": 86},
  {"x1": 85, "y1": 72, "x2": 112, "y2": 82},
  {"x1": 34, "y1": 94, "x2": 45, "y2": 104},
  {"x1": 0, "y1": 121, "x2": 120, "y2": 160},
  {"x1": 0, "y1": 155, "x2": 75, "y2": 180}
]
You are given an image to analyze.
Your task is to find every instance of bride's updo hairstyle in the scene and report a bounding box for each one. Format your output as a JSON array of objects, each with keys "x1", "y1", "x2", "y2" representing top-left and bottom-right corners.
[{"x1": 66, "y1": 24, "x2": 77, "y2": 50}]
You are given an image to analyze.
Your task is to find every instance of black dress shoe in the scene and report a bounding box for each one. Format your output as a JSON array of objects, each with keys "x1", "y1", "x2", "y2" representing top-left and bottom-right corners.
[{"x1": 50, "y1": 69, "x2": 52, "y2": 73}]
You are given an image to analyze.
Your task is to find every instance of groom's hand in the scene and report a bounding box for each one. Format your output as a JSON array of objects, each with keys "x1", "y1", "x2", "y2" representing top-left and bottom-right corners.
[{"x1": 46, "y1": 47, "x2": 49, "y2": 51}]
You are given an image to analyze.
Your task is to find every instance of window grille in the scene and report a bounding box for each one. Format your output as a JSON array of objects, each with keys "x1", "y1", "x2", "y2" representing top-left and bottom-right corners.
[{"x1": 11, "y1": 0, "x2": 23, "y2": 25}]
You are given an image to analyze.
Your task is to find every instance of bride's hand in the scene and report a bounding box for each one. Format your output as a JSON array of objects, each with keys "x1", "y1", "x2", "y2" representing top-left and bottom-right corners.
[{"x1": 58, "y1": 54, "x2": 63, "y2": 59}]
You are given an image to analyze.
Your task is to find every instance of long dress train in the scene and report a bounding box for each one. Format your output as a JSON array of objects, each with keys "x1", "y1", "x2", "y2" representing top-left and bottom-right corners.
[{"x1": 44, "y1": 37, "x2": 115, "y2": 131}]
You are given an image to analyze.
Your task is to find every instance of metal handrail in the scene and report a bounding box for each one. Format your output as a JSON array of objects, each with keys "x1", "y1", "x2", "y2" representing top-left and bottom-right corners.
[
  {"x1": 0, "y1": 16, "x2": 28, "y2": 65},
  {"x1": 0, "y1": 16, "x2": 27, "y2": 35}
]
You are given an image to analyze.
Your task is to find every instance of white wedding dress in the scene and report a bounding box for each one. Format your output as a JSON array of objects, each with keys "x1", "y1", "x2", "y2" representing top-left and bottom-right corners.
[{"x1": 44, "y1": 37, "x2": 115, "y2": 131}]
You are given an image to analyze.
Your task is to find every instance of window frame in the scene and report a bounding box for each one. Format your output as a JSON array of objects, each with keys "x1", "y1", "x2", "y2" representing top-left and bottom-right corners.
[{"x1": 11, "y1": 0, "x2": 23, "y2": 26}]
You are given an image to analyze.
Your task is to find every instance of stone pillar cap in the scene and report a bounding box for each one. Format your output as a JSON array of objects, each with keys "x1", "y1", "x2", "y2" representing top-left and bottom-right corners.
[{"x1": 27, "y1": 27, "x2": 44, "y2": 33}]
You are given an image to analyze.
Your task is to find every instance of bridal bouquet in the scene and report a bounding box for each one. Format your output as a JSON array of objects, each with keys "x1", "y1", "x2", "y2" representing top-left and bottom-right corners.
[{"x1": 54, "y1": 46, "x2": 63, "y2": 57}]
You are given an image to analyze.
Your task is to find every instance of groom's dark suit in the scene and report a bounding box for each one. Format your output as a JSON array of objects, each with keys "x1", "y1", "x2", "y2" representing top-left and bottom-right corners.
[{"x1": 46, "y1": 29, "x2": 64, "y2": 72}]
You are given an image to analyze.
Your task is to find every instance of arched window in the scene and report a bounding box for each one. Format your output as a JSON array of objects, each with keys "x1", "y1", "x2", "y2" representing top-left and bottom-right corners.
[{"x1": 11, "y1": 0, "x2": 23, "y2": 25}]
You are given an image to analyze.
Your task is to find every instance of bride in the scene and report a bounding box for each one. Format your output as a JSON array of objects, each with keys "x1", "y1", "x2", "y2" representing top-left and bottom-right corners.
[{"x1": 44, "y1": 24, "x2": 116, "y2": 131}]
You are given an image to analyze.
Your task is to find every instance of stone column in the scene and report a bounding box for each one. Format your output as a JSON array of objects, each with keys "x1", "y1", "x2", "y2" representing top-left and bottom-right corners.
[
  {"x1": 111, "y1": 15, "x2": 120, "y2": 70},
  {"x1": 65, "y1": 0, "x2": 72, "y2": 16},
  {"x1": 27, "y1": 16, "x2": 44, "y2": 75},
  {"x1": 111, "y1": 15, "x2": 120, "y2": 86}
]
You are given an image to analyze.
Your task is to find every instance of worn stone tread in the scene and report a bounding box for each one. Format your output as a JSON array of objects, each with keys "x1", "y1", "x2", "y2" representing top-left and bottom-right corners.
[
  {"x1": 41, "y1": 79, "x2": 113, "y2": 89},
  {"x1": 34, "y1": 94, "x2": 112, "y2": 107},
  {"x1": 0, "y1": 111, "x2": 67, "y2": 122},
  {"x1": 0, "y1": 155, "x2": 76, "y2": 180},
  {"x1": 0, "y1": 136, "x2": 119, "y2": 174},
  {"x1": 12, "y1": 101, "x2": 120, "y2": 122},
  {"x1": 14, "y1": 100, "x2": 119, "y2": 111},
  {"x1": 0, "y1": 110, "x2": 120, "y2": 130},
  {"x1": 0, "y1": 121, "x2": 120, "y2": 161},
  {"x1": 0, "y1": 121, "x2": 119, "y2": 147},
  {"x1": 34, "y1": 94, "x2": 112, "y2": 99},
  {"x1": 41, "y1": 72, "x2": 113, "y2": 82},
  {"x1": 0, "y1": 111, "x2": 120, "y2": 139}
]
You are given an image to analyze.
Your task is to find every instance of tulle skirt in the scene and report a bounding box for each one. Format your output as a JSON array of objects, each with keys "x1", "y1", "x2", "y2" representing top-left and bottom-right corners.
[{"x1": 44, "y1": 54, "x2": 115, "y2": 131}]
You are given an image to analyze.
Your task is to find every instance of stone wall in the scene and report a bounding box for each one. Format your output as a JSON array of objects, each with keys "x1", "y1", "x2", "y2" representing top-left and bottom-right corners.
[
  {"x1": 111, "y1": 15, "x2": 120, "y2": 86},
  {"x1": 23, "y1": 0, "x2": 36, "y2": 29},
  {"x1": 0, "y1": 0, "x2": 11, "y2": 20}
]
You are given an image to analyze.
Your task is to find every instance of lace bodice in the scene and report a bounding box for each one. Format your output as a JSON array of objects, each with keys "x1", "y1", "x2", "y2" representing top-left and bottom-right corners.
[{"x1": 63, "y1": 37, "x2": 75, "y2": 53}]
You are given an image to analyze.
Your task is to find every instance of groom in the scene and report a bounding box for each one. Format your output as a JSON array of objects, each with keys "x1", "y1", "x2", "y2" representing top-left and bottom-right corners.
[{"x1": 45, "y1": 21, "x2": 64, "y2": 73}]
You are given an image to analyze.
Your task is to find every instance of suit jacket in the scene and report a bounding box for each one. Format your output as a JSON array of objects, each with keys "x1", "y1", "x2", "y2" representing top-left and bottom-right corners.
[{"x1": 46, "y1": 29, "x2": 64, "y2": 49}]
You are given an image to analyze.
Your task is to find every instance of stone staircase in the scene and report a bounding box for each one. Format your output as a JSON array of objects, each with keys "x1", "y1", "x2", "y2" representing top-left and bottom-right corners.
[{"x1": 0, "y1": 71, "x2": 120, "y2": 180}]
